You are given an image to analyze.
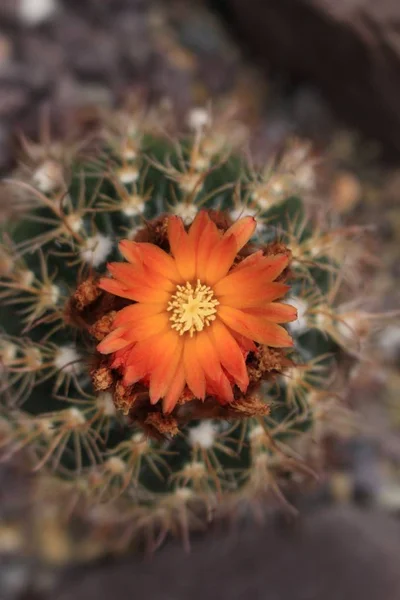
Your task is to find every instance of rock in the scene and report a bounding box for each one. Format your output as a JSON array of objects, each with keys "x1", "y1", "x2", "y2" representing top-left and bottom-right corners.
[
  {"x1": 53, "y1": 507, "x2": 400, "y2": 600},
  {"x1": 52, "y1": 15, "x2": 118, "y2": 81},
  {"x1": 22, "y1": 34, "x2": 65, "y2": 75},
  {"x1": 0, "y1": 84, "x2": 29, "y2": 118},
  {"x1": 0, "y1": 125, "x2": 12, "y2": 173},
  {"x1": 222, "y1": 0, "x2": 400, "y2": 156},
  {"x1": 113, "y1": 11, "x2": 153, "y2": 69},
  {"x1": 0, "y1": 1, "x2": 18, "y2": 24}
]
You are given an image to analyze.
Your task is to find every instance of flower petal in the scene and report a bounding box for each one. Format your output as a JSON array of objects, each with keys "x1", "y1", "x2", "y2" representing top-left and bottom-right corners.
[
  {"x1": 99, "y1": 277, "x2": 170, "y2": 304},
  {"x1": 122, "y1": 335, "x2": 173, "y2": 386},
  {"x1": 110, "y1": 343, "x2": 136, "y2": 369},
  {"x1": 99, "y1": 313, "x2": 170, "y2": 352},
  {"x1": 123, "y1": 341, "x2": 155, "y2": 385},
  {"x1": 218, "y1": 305, "x2": 294, "y2": 347},
  {"x1": 224, "y1": 216, "x2": 256, "y2": 251},
  {"x1": 163, "y1": 362, "x2": 186, "y2": 413},
  {"x1": 149, "y1": 332, "x2": 182, "y2": 404},
  {"x1": 97, "y1": 327, "x2": 133, "y2": 354},
  {"x1": 243, "y1": 302, "x2": 298, "y2": 323},
  {"x1": 124, "y1": 313, "x2": 170, "y2": 343},
  {"x1": 214, "y1": 254, "x2": 289, "y2": 297},
  {"x1": 195, "y1": 217, "x2": 221, "y2": 280},
  {"x1": 183, "y1": 335, "x2": 206, "y2": 399},
  {"x1": 168, "y1": 216, "x2": 196, "y2": 281},
  {"x1": 209, "y1": 320, "x2": 249, "y2": 392},
  {"x1": 203, "y1": 374, "x2": 233, "y2": 405},
  {"x1": 187, "y1": 210, "x2": 210, "y2": 246},
  {"x1": 195, "y1": 331, "x2": 234, "y2": 403},
  {"x1": 120, "y1": 241, "x2": 181, "y2": 283},
  {"x1": 118, "y1": 240, "x2": 142, "y2": 265},
  {"x1": 204, "y1": 233, "x2": 237, "y2": 285},
  {"x1": 107, "y1": 262, "x2": 174, "y2": 292},
  {"x1": 228, "y1": 329, "x2": 257, "y2": 352},
  {"x1": 98, "y1": 277, "x2": 131, "y2": 298},
  {"x1": 217, "y1": 282, "x2": 290, "y2": 309},
  {"x1": 232, "y1": 250, "x2": 264, "y2": 272},
  {"x1": 113, "y1": 303, "x2": 166, "y2": 327}
]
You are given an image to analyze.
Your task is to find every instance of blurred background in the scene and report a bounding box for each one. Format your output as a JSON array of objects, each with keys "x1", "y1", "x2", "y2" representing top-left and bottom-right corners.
[{"x1": 0, "y1": 0, "x2": 400, "y2": 598}]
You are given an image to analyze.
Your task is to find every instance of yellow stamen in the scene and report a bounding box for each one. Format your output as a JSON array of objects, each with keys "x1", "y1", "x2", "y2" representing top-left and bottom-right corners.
[{"x1": 167, "y1": 279, "x2": 219, "y2": 337}]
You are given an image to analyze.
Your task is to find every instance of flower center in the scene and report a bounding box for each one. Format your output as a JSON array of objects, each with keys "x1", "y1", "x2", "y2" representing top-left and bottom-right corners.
[{"x1": 167, "y1": 279, "x2": 219, "y2": 337}]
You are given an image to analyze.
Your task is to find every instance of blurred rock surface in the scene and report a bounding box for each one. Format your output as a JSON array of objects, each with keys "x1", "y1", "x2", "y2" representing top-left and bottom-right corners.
[
  {"x1": 222, "y1": 0, "x2": 400, "y2": 157},
  {"x1": 52, "y1": 507, "x2": 400, "y2": 600},
  {"x1": 0, "y1": 0, "x2": 245, "y2": 172}
]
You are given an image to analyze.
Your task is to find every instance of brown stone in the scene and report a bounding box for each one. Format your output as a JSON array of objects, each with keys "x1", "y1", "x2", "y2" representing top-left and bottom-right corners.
[
  {"x1": 224, "y1": 0, "x2": 400, "y2": 156},
  {"x1": 53, "y1": 507, "x2": 400, "y2": 600}
]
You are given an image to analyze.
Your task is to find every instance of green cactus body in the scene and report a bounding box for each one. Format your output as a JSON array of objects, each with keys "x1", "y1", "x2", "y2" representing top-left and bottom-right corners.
[{"x1": 0, "y1": 106, "x2": 362, "y2": 556}]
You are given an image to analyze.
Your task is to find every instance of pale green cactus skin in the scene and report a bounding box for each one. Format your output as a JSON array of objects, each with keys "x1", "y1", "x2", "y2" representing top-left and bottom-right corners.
[{"x1": 0, "y1": 106, "x2": 355, "y2": 554}]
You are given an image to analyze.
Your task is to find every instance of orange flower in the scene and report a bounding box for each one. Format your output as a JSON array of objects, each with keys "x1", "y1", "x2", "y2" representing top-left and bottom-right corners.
[{"x1": 97, "y1": 211, "x2": 297, "y2": 413}]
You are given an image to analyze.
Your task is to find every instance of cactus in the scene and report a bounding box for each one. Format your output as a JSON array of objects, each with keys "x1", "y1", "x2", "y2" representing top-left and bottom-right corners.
[{"x1": 0, "y1": 104, "x2": 371, "y2": 555}]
